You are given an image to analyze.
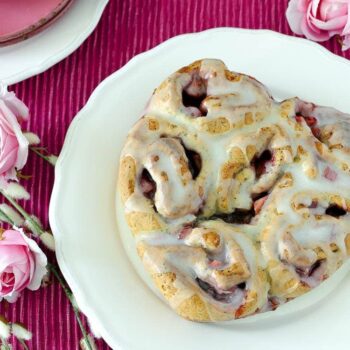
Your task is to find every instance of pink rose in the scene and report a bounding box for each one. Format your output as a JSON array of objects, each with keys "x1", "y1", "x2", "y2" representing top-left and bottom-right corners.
[
  {"x1": 286, "y1": 0, "x2": 350, "y2": 50},
  {"x1": 0, "y1": 229, "x2": 47, "y2": 302},
  {"x1": 0, "y1": 85, "x2": 29, "y2": 186}
]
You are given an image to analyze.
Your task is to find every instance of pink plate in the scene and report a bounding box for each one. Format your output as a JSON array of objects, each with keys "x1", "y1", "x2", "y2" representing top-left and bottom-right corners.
[{"x1": 0, "y1": 0, "x2": 73, "y2": 46}]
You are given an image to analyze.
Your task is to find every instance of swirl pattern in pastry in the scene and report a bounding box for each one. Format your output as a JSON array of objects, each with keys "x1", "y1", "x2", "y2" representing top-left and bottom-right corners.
[{"x1": 118, "y1": 59, "x2": 350, "y2": 322}]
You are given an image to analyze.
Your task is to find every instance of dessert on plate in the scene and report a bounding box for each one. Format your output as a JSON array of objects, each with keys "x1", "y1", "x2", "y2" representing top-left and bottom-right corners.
[{"x1": 118, "y1": 59, "x2": 350, "y2": 322}]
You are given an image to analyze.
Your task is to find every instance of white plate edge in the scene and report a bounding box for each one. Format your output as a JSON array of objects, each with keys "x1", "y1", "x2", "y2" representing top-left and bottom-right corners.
[
  {"x1": 49, "y1": 27, "x2": 350, "y2": 349},
  {"x1": 3, "y1": 0, "x2": 109, "y2": 85}
]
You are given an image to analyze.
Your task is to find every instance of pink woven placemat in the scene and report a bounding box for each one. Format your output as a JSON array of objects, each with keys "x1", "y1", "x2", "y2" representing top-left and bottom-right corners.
[{"x1": 1, "y1": 0, "x2": 349, "y2": 348}]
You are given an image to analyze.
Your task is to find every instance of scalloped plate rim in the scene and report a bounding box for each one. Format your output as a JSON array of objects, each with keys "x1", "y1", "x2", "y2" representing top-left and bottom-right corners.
[
  {"x1": 0, "y1": 0, "x2": 109, "y2": 85},
  {"x1": 50, "y1": 27, "x2": 350, "y2": 350}
]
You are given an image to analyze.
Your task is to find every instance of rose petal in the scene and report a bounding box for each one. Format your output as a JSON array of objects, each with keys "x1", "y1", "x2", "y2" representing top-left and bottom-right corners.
[
  {"x1": 321, "y1": 2, "x2": 348, "y2": 21},
  {"x1": 298, "y1": 0, "x2": 310, "y2": 13},
  {"x1": 20, "y1": 230, "x2": 47, "y2": 291},
  {"x1": 0, "y1": 237, "x2": 31, "y2": 294},
  {"x1": 4, "y1": 290, "x2": 20, "y2": 303},
  {"x1": 342, "y1": 33, "x2": 350, "y2": 50},
  {"x1": 0, "y1": 147, "x2": 19, "y2": 174},
  {"x1": 342, "y1": 1, "x2": 350, "y2": 35},
  {"x1": 0, "y1": 229, "x2": 47, "y2": 301},
  {"x1": 287, "y1": 0, "x2": 350, "y2": 42},
  {"x1": 310, "y1": 15, "x2": 348, "y2": 32},
  {"x1": 286, "y1": 0, "x2": 306, "y2": 35},
  {"x1": 0, "y1": 100, "x2": 29, "y2": 180},
  {"x1": 0, "y1": 249, "x2": 28, "y2": 272},
  {"x1": 301, "y1": 19, "x2": 331, "y2": 41},
  {"x1": 304, "y1": 5, "x2": 333, "y2": 41},
  {"x1": 11, "y1": 263, "x2": 31, "y2": 292},
  {"x1": 0, "y1": 87, "x2": 29, "y2": 121},
  {"x1": 0, "y1": 230, "x2": 28, "y2": 246},
  {"x1": 310, "y1": 0, "x2": 321, "y2": 18}
]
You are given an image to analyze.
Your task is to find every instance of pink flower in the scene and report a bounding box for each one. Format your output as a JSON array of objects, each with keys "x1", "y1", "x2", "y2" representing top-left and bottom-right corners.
[
  {"x1": 0, "y1": 229, "x2": 47, "y2": 302},
  {"x1": 286, "y1": 0, "x2": 350, "y2": 50},
  {"x1": 0, "y1": 85, "x2": 29, "y2": 186}
]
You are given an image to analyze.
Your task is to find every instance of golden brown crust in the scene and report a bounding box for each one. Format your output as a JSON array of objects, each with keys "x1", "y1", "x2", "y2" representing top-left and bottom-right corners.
[
  {"x1": 345, "y1": 234, "x2": 350, "y2": 255},
  {"x1": 125, "y1": 212, "x2": 163, "y2": 235},
  {"x1": 118, "y1": 58, "x2": 350, "y2": 323},
  {"x1": 153, "y1": 272, "x2": 178, "y2": 299},
  {"x1": 200, "y1": 117, "x2": 231, "y2": 134},
  {"x1": 118, "y1": 156, "x2": 137, "y2": 203},
  {"x1": 176, "y1": 294, "x2": 210, "y2": 322},
  {"x1": 177, "y1": 60, "x2": 202, "y2": 74}
]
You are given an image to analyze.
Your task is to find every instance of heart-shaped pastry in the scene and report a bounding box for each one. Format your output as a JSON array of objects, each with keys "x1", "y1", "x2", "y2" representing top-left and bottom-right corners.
[{"x1": 118, "y1": 59, "x2": 350, "y2": 322}]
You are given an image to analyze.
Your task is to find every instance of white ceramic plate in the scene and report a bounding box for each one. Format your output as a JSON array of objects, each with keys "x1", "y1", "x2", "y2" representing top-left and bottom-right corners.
[
  {"x1": 0, "y1": 0, "x2": 108, "y2": 85},
  {"x1": 50, "y1": 28, "x2": 350, "y2": 350}
]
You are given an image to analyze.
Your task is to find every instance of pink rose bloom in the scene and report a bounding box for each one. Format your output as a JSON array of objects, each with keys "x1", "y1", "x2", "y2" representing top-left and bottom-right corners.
[
  {"x1": 286, "y1": 0, "x2": 350, "y2": 50},
  {"x1": 0, "y1": 229, "x2": 47, "y2": 302},
  {"x1": 0, "y1": 85, "x2": 29, "y2": 186}
]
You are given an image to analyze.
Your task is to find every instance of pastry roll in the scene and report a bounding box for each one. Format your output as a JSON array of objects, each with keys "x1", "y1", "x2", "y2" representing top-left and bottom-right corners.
[
  {"x1": 118, "y1": 59, "x2": 350, "y2": 322},
  {"x1": 136, "y1": 221, "x2": 268, "y2": 321},
  {"x1": 261, "y1": 191, "x2": 350, "y2": 302}
]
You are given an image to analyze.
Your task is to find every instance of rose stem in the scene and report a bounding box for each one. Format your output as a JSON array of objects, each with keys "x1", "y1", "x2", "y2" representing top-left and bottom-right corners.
[
  {"x1": 0, "y1": 208, "x2": 15, "y2": 227},
  {"x1": 0, "y1": 209, "x2": 35, "y2": 350},
  {"x1": 47, "y1": 263, "x2": 93, "y2": 350},
  {"x1": 18, "y1": 339, "x2": 29, "y2": 350},
  {"x1": 0, "y1": 338, "x2": 11, "y2": 350},
  {"x1": 0, "y1": 203, "x2": 94, "y2": 350},
  {"x1": 30, "y1": 147, "x2": 57, "y2": 166},
  {"x1": 0, "y1": 191, "x2": 43, "y2": 237}
]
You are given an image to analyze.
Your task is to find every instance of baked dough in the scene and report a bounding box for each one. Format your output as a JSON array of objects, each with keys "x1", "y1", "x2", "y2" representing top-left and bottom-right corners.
[{"x1": 118, "y1": 59, "x2": 350, "y2": 322}]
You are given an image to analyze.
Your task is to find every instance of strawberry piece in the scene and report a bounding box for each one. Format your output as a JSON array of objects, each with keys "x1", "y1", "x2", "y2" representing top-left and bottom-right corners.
[
  {"x1": 269, "y1": 298, "x2": 279, "y2": 311},
  {"x1": 208, "y1": 260, "x2": 222, "y2": 268},
  {"x1": 140, "y1": 169, "x2": 156, "y2": 199},
  {"x1": 253, "y1": 195, "x2": 268, "y2": 214},
  {"x1": 140, "y1": 177, "x2": 155, "y2": 194},
  {"x1": 323, "y1": 166, "x2": 337, "y2": 181},
  {"x1": 309, "y1": 200, "x2": 318, "y2": 209},
  {"x1": 304, "y1": 116, "x2": 317, "y2": 126},
  {"x1": 295, "y1": 115, "x2": 303, "y2": 123},
  {"x1": 252, "y1": 150, "x2": 273, "y2": 178},
  {"x1": 295, "y1": 115, "x2": 320, "y2": 139},
  {"x1": 178, "y1": 226, "x2": 193, "y2": 240},
  {"x1": 311, "y1": 126, "x2": 321, "y2": 138},
  {"x1": 235, "y1": 304, "x2": 245, "y2": 318}
]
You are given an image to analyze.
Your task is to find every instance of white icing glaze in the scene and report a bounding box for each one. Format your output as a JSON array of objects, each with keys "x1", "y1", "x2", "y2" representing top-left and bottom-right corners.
[{"x1": 119, "y1": 59, "x2": 350, "y2": 321}]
